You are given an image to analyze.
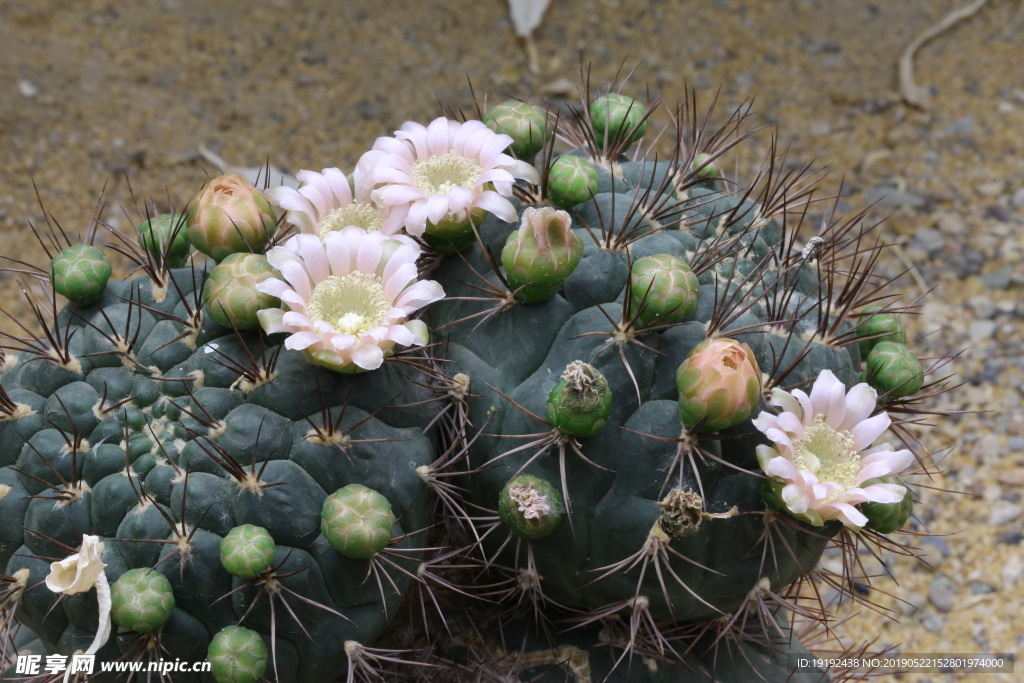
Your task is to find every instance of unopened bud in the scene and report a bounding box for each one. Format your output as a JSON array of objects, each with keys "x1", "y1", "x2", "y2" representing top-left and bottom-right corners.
[
  {"x1": 501, "y1": 207, "x2": 582, "y2": 303},
  {"x1": 186, "y1": 174, "x2": 276, "y2": 262},
  {"x1": 676, "y1": 337, "x2": 761, "y2": 432}
]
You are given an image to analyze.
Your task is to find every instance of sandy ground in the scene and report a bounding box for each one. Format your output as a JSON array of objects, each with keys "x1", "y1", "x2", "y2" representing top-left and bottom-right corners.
[{"x1": 2, "y1": 1, "x2": 1023, "y2": 681}]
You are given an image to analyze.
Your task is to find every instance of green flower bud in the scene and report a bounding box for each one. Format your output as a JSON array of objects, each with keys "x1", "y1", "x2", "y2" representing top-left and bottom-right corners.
[
  {"x1": 482, "y1": 100, "x2": 551, "y2": 159},
  {"x1": 220, "y1": 525, "x2": 275, "y2": 579},
  {"x1": 590, "y1": 93, "x2": 648, "y2": 144},
  {"x1": 859, "y1": 476, "x2": 913, "y2": 534},
  {"x1": 203, "y1": 253, "x2": 280, "y2": 331},
  {"x1": 547, "y1": 156, "x2": 599, "y2": 208},
  {"x1": 49, "y1": 244, "x2": 112, "y2": 306},
  {"x1": 137, "y1": 213, "x2": 191, "y2": 268},
  {"x1": 856, "y1": 305, "x2": 906, "y2": 358},
  {"x1": 501, "y1": 207, "x2": 583, "y2": 303},
  {"x1": 498, "y1": 475, "x2": 563, "y2": 540},
  {"x1": 677, "y1": 337, "x2": 761, "y2": 432},
  {"x1": 186, "y1": 174, "x2": 277, "y2": 262},
  {"x1": 109, "y1": 568, "x2": 175, "y2": 634},
  {"x1": 321, "y1": 484, "x2": 395, "y2": 559},
  {"x1": 422, "y1": 209, "x2": 484, "y2": 255},
  {"x1": 208, "y1": 626, "x2": 267, "y2": 683},
  {"x1": 865, "y1": 341, "x2": 924, "y2": 399},
  {"x1": 546, "y1": 361, "x2": 612, "y2": 437},
  {"x1": 629, "y1": 254, "x2": 700, "y2": 328},
  {"x1": 691, "y1": 153, "x2": 722, "y2": 180}
]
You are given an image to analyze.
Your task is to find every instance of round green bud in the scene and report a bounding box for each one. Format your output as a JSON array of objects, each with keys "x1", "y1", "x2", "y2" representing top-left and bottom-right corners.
[
  {"x1": 498, "y1": 475, "x2": 563, "y2": 540},
  {"x1": 590, "y1": 93, "x2": 648, "y2": 145},
  {"x1": 220, "y1": 525, "x2": 276, "y2": 579},
  {"x1": 208, "y1": 626, "x2": 267, "y2": 683},
  {"x1": 109, "y1": 568, "x2": 175, "y2": 634},
  {"x1": 482, "y1": 100, "x2": 551, "y2": 159},
  {"x1": 49, "y1": 244, "x2": 112, "y2": 306},
  {"x1": 856, "y1": 305, "x2": 906, "y2": 358},
  {"x1": 321, "y1": 484, "x2": 395, "y2": 559},
  {"x1": 547, "y1": 156, "x2": 599, "y2": 208},
  {"x1": 676, "y1": 337, "x2": 761, "y2": 432},
  {"x1": 422, "y1": 209, "x2": 483, "y2": 255},
  {"x1": 186, "y1": 174, "x2": 277, "y2": 262},
  {"x1": 865, "y1": 341, "x2": 924, "y2": 399},
  {"x1": 629, "y1": 254, "x2": 700, "y2": 328},
  {"x1": 691, "y1": 153, "x2": 722, "y2": 180},
  {"x1": 203, "y1": 253, "x2": 280, "y2": 331},
  {"x1": 546, "y1": 361, "x2": 612, "y2": 438},
  {"x1": 859, "y1": 476, "x2": 913, "y2": 534},
  {"x1": 502, "y1": 207, "x2": 583, "y2": 303},
  {"x1": 137, "y1": 213, "x2": 191, "y2": 268}
]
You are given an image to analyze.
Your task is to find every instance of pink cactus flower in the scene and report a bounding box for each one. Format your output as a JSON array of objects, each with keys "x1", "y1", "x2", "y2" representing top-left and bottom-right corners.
[
  {"x1": 753, "y1": 369, "x2": 913, "y2": 529},
  {"x1": 255, "y1": 227, "x2": 444, "y2": 373},
  {"x1": 367, "y1": 117, "x2": 539, "y2": 237},
  {"x1": 266, "y1": 166, "x2": 396, "y2": 237}
]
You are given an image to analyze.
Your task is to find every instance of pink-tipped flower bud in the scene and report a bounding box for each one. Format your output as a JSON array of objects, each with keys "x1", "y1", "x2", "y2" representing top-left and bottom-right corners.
[
  {"x1": 501, "y1": 207, "x2": 583, "y2": 303},
  {"x1": 676, "y1": 337, "x2": 761, "y2": 432},
  {"x1": 186, "y1": 174, "x2": 277, "y2": 262}
]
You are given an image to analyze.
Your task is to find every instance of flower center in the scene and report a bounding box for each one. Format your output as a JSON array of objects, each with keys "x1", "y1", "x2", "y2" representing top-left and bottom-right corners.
[
  {"x1": 791, "y1": 416, "x2": 861, "y2": 496},
  {"x1": 317, "y1": 202, "x2": 385, "y2": 236},
  {"x1": 411, "y1": 150, "x2": 482, "y2": 197},
  {"x1": 305, "y1": 272, "x2": 390, "y2": 336}
]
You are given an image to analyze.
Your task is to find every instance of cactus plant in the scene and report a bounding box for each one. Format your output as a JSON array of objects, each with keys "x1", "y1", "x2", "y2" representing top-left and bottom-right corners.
[{"x1": 1, "y1": 72, "x2": 954, "y2": 683}]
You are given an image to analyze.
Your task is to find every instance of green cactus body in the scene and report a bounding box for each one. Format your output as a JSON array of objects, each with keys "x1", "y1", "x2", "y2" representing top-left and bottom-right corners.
[
  {"x1": 110, "y1": 568, "x2": 175, "y2": 633},
  {"x1": 590, "y1": 93, "x2": 648, "y2": 144},
  {"x1": 321, "y1": 484, "x2": 396, "y2": 559},
  {"x1": 220, "y1": 525, "x2": 276, "y2": 578},
  {"x1": 208, "y1": 626, "x2": 267, "y2": 683},
  {"x1": 547, "y1": 156, "x2": 599, "y2": 208},
  {"x1": 860, "y1": 476, "x2": 913, "y2": 534},
  {"x1": 3, "y1": 260, "x2": 439, "y2": 681},
  {"x1": 482, "y1": 100, "x2": 551, "y2": 159},
  {"x1": 430, "y1": 145, "x2": 855, "y2": 625},
  {"x1": 856, "y1": 305, "x2": 906, "y2": 358},
  {"x1": 49, "y1": 244, "x2": 112, "y2": 306},
  {"x1": 865, "y1": 341, "x2": 924, "y2": 398},
  {"x1": 203, "y1": 253, "x2": 280, "y2": 331},
  {"x1": 138, "y1": 213, "x2": 192, "y2": 268}
]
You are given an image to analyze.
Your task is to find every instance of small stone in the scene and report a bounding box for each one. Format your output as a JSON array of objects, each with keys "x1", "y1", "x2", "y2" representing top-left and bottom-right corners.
[
  {"x1": 1002, "y1": 554, "x2": 1023, "y2": 589},
  {"x1": 999, "y1": 468, "x2": 1024, "y2": 486},
  {"x1": 1009, "y1": 437, "x2": 1024, "y2": 452},
  {"x1": 865, "y1": 186, "x2": 926, "y2": 210},
  {"x1": 928, "y1": 581, "x2": 956, "y2": 612},
  {"x1": 18, "y1": 81, "x2": 38, "y2": 98},
  {"x1": 981, "y1": 265, "x2": 1013, "y2": 290},
  {"x1": 920, "y1": 535, "x2": 951, "y2": 557},
  {"x1": 810, "y1": 121, "x2": 831, "y2": 136},
  {"x1": 985, "y1": 205, "x2": 1012, "y2": 223},
  {"x1": 912, "y1": 227, "x2": 945, "y2": 253},
  {"x1": 997, "y1": 529, "x2": 1023, "y2": 545},
  {"x1": 916, "y1": 543, "x2": 944, "y2": 570},
  {"x1": 968, "y1": 295, "x2": 996, "y2": 319},
  {"x1": 897, "y1": 592, "x2": 926, "y2": 616},
  {"x1": 933, "y1": 211, "x2": 966, "y2": 235},
  {"x1": 989, "y1": 501, "x2": 1022, "y2": 526},
  {"x1": 977, "y1": 180, "x2": 1005, "y2": 196},
  {"x1": 921, "y1": 611, "x2": 945, "y2": 632},
  {"x1": 1011, "y1": 187, "x2": 1024, "y2": 209},
  {"x1": 968, "y1": 581, "x2": 996, "y2": 595},
  {"x1": 968, "y1": 320, "x2": 997, "y2": 343},
  {"x1": 942, "y1": 116, "x2": 974, "y2": 137}
]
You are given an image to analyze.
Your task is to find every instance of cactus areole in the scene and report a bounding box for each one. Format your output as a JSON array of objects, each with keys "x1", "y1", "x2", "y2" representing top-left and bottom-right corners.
[{"x1": 1, "y1": 77, "x2": 945, "y2": 683}]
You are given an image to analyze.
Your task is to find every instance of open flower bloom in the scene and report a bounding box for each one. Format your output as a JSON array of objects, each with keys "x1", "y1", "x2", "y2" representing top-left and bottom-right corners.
[
  {"x1": 256, "y1": 228, "x2": 445, "y2": 372},
  {"x1": 753, "y1": 369, "x2": 913, "y2": 529},
  {"x1": 368, "y1": 117, "x2": 540, "y2": 237},
  {"x1": 265, "y1": 166, "x2": 395, "y2": 237}
]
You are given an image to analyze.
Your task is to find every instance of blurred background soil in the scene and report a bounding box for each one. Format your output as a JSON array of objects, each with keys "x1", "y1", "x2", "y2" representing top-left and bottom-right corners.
[{"x1": 1, "y1": 1, "x2": 1022, "y2": 680}]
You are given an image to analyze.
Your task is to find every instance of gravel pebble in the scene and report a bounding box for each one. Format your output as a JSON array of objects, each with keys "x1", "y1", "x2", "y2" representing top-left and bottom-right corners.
[
  {"x1": 997, "y1": 529, "x2": 1023, "y2": 545},
  {"x1": 921, "y1": 611, "x2": 945, "y2": 632},
  {"x1": 981, "y1": 265, "x2": 1013, "y2": 289},
  {"x1": 1002, "y1": 554, "x2": 1023, "y2": 589},
  {"x1": 968, "y1": 320, "x2": 997, "y2": 343},
  {"x1": 989, "y1": 501, "x2": 1022, "y2": 525},
  {"x1": 999, "y1": 468, "x2": 1024, "y2": 486},
  {"x1": 968, "y1": 581, "x2": 996, "y2": 595},
  {"x1": 1011, "y1": 187, "x2": 1024, "y2": 209},
  {"x1": 968, "y1": 295, "x2": 996, "y2": 319},
  {"x1": 928, "y1": 581, "x2": 956, "y2": 612},
  {"x1": 1009, "y1": 437, "x2": 1024, "y2": 452}
]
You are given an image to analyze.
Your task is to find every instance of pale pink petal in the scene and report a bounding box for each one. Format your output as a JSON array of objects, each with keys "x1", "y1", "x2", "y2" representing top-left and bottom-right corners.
[
  {"x1": 351, "y1": 343, "x2": 385, "y2": 370},
  {"x1": 826, "y1": 502, "x2": 868, "y2": 529},
  {"x1": 281, "y1": 311, "x2": 311, "y2": 328},
  {"x1": 839, "y1": 383, "x2": 878, "y2": 431},
  {"x1": 426, "y1": 117, "x2": 451, "y2": 156},
  {"x1": 403, "y1": 319, "x2": 430, "y2": 345},
  {"x1": 850, "y1": 412, "x2": 891, "y2": 451},
  {"x1": 405, "y1": 200, "x2": 430, "y2": 236},
  {"x1": 764, "y1": 457, "x2": 796, "y2": 480},
  {"x1": 384, "y1": 262, "x2": 419, "y2": 302},
  {"x1": 426, "y1": 194, "x2": 451, "y2": 224},
  {"x1": 769, "y1": 387, "x2": 803, "y2": 418},
  {"x1": 781, "y1": 484, "x2": 810, "y2": 513},
  {"x1": 470, "y1": 191, "x2": 517, "y2": 222},
  {"x1": 257, "y1": 309, "x2": 287, "y2": 334},
  {"x1": 284, "y1": 331, "x2": 322, "y2": 351},
  {"x1": 255, "y1": 278, "x2": 290, "y2": 298}
]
